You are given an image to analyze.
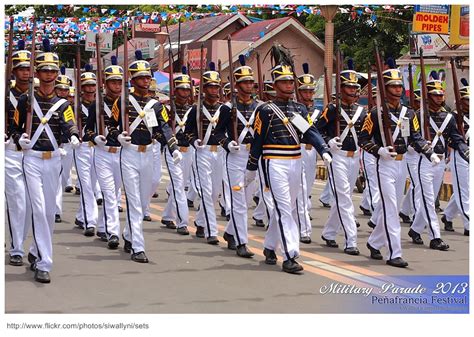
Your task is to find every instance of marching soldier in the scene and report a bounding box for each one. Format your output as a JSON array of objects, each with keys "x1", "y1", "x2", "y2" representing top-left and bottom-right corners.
[
  {"x1": 5, "y1": 40, "x2": 31, "y2": 266},
  {"x1": 117, "y1": 50, "x2": 181, "y2": 262},
  {"x1": 358, "y1": 58, "x2": 438, "y2": 268},
  {"x1": 245, "y1": 47, "x2": 331, "y2": 274},
  {"x1": 85, "y1": 55, "x2": 123, "y2": 249},
  {"x1": 184, "y1": 62, "x2": 224, "y2": 244},
  {"x1": 160, "y1": 67, "x2": 193, "y2": 235},
  {"x1": 12, "y1": 38, "x2": 80, "y2": 282},
  {"x1": 442, "y1": 79, "x2": 470, "y2": 236},
  {"x1": 317, "y1": 59, "x2": 365, "y2": 255},
  {"x1": 54, "y1": 66, "x2": 73, "y2": 223},
  {"x1": 73, "y1": 64, "x2": 99, "y2": 236},
  {"x1": 214, "y1": 54, "x2": 258, "y2": 257},
  {"x1": 409, "y1": 72, "x2": 469, "y2": 249}
]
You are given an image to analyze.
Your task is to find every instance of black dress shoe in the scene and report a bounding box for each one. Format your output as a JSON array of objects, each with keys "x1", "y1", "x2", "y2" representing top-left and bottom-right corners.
[
  {"x1": 367, "y1": 220, "x2": 376, "y2": 229},
  {"x1": 194, "y1": 222, "x2": 205, "y2": 238},
  {"x1": 34, "y1": 269, "x2": 51, "y2": 283},
  {"x1": 96, "y1": 198, "x2": 103, "y2": 206},
  {"x1": 75, "y1": 187, "x2": 81, "y2": 195},
  {"x1": 236, "y1": 244, "x2": 254, "y2": 258},
  {"x1": 253, "y1": 196, "x2": 260, "y2": 206},
  {"x1": 9, "y1": 255, "x2": 23, "y2": 266},
  {"x1": 74, "y1": 218, "x2": 84, "y2": 229},
  {"x1": 118, "y1": 206, "x2": 123, "y2": 213},
  {"x1": 253, "y1": 217, "x2": 265, "y2": 227},
  {"x1": 386, "y1": 257, "x2": 408, "y2": 268},
  {"x1": 28, "y1": 253, "x2": 37, "y2": 265},
  {"x1": 344, "y1": 247, "x2": 360, "y2": 255},
  {"x1": 441, "y1": 215, "x2": 454, "y2": 232},
  {"x1": 366, "y1": 242, "x2": 383, "y2": 260},
  {"x1": 399, "y1": 212, "x2": 413, "y2": 224},
  {"x1": 65, "y1": 185, "x2": 74, "y2": 193},
  {"x1": 319, "y1": 199, "x2": 330, "y2": 208},
  {"x1": 408, "y1": 228, "x2": 424, "y2": 245},
  {"x1": 84, "y1": 227, "x2": 95, "y2": 237},
  {"x1": 355, "y1": 221, "x2": 360, "y2": 228},
  {"x1": 96, "y1": 231, "x2": 107, "y2": 242},
  {"x1": 143, "y1": 215, "x2": 152, "y2": 222},
  {"x1": 430, "y1": 238, "x2": 449, "y2": 251},
  {"x1": 131, "y1": 251, "x2": 149, "y2": 263},
  {"x1": 161, "y1": 219, "x2": 177, "y2": 229},
  {"x1": 55, "y1": 214, "x2": 62, "y2": 223},
  {"x1": 207, "y1": 236, "x2": 219, "y2": 245},
  {"x1": 359, "y1": 205, "x2": 372, "y2": 216},
  {"x1": 220, "y1": 205, "x2": 227, "y2": 217},
  {"x1": 263, "y1": 248, "x2": 277, "y2": 265},
  {"x1": 123, "y1": 236, "x2": 132, "y2": 253},
  {"x1": 187, "y1": 199, "x2": 194, "y2": 208},
  {"x1": 177, "y1": 226, "x2": 190, "y2": 235},
  {"x1": 321, "y1": 235, "x2": 339, "y2": 248},
  {"x1": 436, "y1": 206, "x2": 444, "y2": 213},
  {"x1": 464, "y1": 229, "x2": 469, "y2": 236},
  {"x1": 300, "y1": 236, "x2": 312, "y2": 244},
  {"x1": 226, "y1": 215, "x2": 230, "y2": 221},
  {"x1": 282, "y1": 259, "x2": 304, "y2": 274},
  {"x1": 108, "y1": 235, "x2": 119, "y2": 249},
  {"x1": 223, "y1": 232, "x2": 236, "y2": 250},
  {"x1": 152, "y1": 192, "x2": 159, "y2": 198}
]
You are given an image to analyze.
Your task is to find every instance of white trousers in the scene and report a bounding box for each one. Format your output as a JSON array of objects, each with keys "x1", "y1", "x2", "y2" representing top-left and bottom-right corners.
[
  {"x1": 23, "y1": 152, "x2": 61, "y2": 272},
  {"x1": 296, "y1": 166, "x2": 312, "y2": 237},
  {"x1": 187, "y1": 146, "x2": 199, "y2": 203},
  {"x1": 360, "y1": 150, "x2": 379, "y2": 213},
  {"x1": 223, "y1": 147, "x2": 255, "y2": 245},
  {"x1": 219, "y1": 149, "x2": 231, "y2": 216},
  {"x1": 162, "y1": 147, "x2": 189, "y2": 228},
  {"x1": 264, "y1": 158, "x2": 302, "y2": 261},
  {"x1": 120, "y1": 146, "x2": 154, "y2": 253},
  {"x1": 5, "y1": 147, "x2": 30, "y2": 257},
  {"x1": 55, "y1": 142, "x2": 74, "y2": 215},
  {"x1": 322, "y1": 151, "x2": 360, "y2": 248},
  {"x1": 193, "y1": 147, "x2": 223, "y2": 237},
  {"x1": 252, "y1": 158, "x2": 274, "y2": 222},
  {"x1": 411, "y1": 155, "x2": 445, "y2": 240},
  {"x1": 400, "y1": 150, "x2": 419, "y2": 217},
  {"x1": 301, "y1": 145, "x2": 317, "y2": 211},
  {"x1": 73, "y1": 144, "x2": 98, "y2": 228},
  {"x1": 368, "y1": 157, "x2": 407, "y2": 260},
  {"x1": 444, "y1": 150, "x2": 469, "y2": 230},
  {"x1": 144, "y1": 142, "x2": 161, "y2": 217},
  {"x1": 94, "y1": 146, "x2": 122, "y2": 238}
]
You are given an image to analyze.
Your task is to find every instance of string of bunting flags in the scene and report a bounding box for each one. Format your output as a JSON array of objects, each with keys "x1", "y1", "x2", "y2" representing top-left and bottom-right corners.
[{"x1": 4, "y1": 4, "x2": 414, "y2": 45}]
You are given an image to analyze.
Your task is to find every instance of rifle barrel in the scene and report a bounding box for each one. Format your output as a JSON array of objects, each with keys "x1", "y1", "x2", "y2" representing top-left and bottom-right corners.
[
  {"x1": 450, "y1": 57, "x2": 465, "y2": 138},
  {"x1": 418, "y1": 48, "x2": 431, "y2": 142},
  {"x1": 227, "y1": 36, "x2": 238, "y2": 142},
  {"x1": 95, "y1": 33, "x2": 104, "y2": 135},
  {"x1": 256, "y1": 52, "x2": 263, "y2": 100},
  {"x1": 26, "y1": 17, "x2": 37, "y2": 138},
  {"x1": 122, "y1": 23, "x2": 130, "y2": 133},
  {"x1": 197, "y1": 44, "x2": 204, "y2": 141},
  {"x1": 5, "y1": 16, "x2": 14, "y2": 134},
  {"x1": 75, "y1": 42, "x2": 82, "y2": 138}
]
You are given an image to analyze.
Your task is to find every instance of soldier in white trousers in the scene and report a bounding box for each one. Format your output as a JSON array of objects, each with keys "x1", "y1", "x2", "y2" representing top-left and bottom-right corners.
[
  {"x1": 5, "y1": 42, "x2": 31, "y2": 266},
  {"x1": 13, "y1": 39, "x2": 80, "y2": 283},
  {"x1": 408, "y1": 73, "x2": 469, "y2": 250},
  {"x1": 317, "y1": 59, "x2": 366, "y2": 255},
  {"x1": 442, "y1": 80, "x2": 469, "y2": 235}
]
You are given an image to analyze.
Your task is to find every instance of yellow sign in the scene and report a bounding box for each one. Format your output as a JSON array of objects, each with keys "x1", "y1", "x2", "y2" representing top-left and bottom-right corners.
[
  {"x1": 413, "y1": 12, "x2": 449, "y2": 34},
  {"x1": 450, "y1": 5, "x2": 469, "y2": 45}
]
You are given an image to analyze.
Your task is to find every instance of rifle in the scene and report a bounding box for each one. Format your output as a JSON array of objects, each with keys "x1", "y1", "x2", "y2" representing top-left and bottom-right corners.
[
  {"x1": 75, "y1": 41, "x2": 82, "y2": 138},
  {"x1": 418, "y1": 48, "x2": 431, "y2": 142},
  {"x1": 25, "y1": 17, "x2": 37, "y2": 138},
  {"x1": 165, "y1": 23, "x2": 176, "y2": 134},
  {"x1": 373, "y1": 40, "x2": 394, "y2": 147},
  {"x1": 5, "y1": 16, "x2": 14, "y2": 134},
  {"x1": 367, "y1": 63, "x2": 374, "y2": 111},
  {"x1": 256, "y1": 52, "x2": 263, "y2": 101},
  {"x1": 188, "y1": 62, "x2": 195, "y2": 105},
  {"x1": 218, "y1": 59, "x2": 224, "y2": 101},
  {"x1": 227, "y1": 35, "x2": 238, "y2": 142},
  {"x1": 450, "y1": 57, "x2": 465, "y2": 139},
  {"x1": 95, "y1": 33, "x2": 105, "y2": 136},
  {"x1": 323, "y1": 66, "x2": 331, "y2": 106},
  {"x1": 334, "y1": 46, "x2": 342, "y2": 137},
  {"x1": 196, "y1": 44, "x2": 204, "y2": 141},
  {"x1": 408, "y1": 63, "x2": 415, "y2": 109},
  {"x1": 122, "y1": 23, "x2": 130, "y2": 133}
]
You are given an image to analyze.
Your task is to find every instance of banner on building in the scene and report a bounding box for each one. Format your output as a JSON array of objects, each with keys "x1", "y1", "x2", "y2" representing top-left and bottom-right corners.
[
  {"x1": 449, "y1": 5, "x2": 469, "y2": 45},
  {"x1": 412, "y1": 5, "x2": 450, "y2": 34},
  {"x1": 85, "y1": 32, "x2": 113, "y2": 52}
]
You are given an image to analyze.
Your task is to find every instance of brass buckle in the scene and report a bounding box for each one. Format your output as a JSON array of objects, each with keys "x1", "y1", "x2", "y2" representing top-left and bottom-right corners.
[
  {"x1": 346, "y1": 151, "x2": 354, "y2": 158},
  {"x1": 108, "y1": 147, "x2": 118, "y2": 154},
  {"x1": 42, "y1": 151, "x2": 52, "y2": 159},
  {"x1": 305, "y1": 144, "x2": 312, "y2": 150},
  {"x1": 138, "y1": 145, "x2": 147, "y2": 153},
  {"x1": 88, "y1": 141, "x2": 94, "y2": 147},
  {"x1": 180, "y1": 146, "x2": 189, "y2": 153},
  {"x1": 246, "y1": 143, "x2": 251, "y2": 150},
  {"x1": 210, "y1": 145, "x2": 217, "y2": 152},
  {"x1": 395, "y1": 154, "x2": 404, "y2": 161}
]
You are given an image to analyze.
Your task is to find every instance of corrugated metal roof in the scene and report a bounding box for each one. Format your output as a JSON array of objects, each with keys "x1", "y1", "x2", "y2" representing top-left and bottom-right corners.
[{"x1": 231, "y1": 17, "x2": 291, "y2": 42}]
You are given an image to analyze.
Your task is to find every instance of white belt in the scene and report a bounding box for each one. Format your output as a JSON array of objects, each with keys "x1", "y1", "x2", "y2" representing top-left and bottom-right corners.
[
  {"x1": 335, "y1": 149, "x2": 360, "y2": 158},
  {"x1": 97, "y1": 145, "x2": 120, "y2": 154},
  {"x1": 198, "y1": 144, "x2": 220, "y2": 152},
  {"x1": 24, "y1": 149, "x2": 61, "y2": 159},
  {"x1": 238, "y1": 143, "x2": 251, "y2": 151},
  {"x1": 80, "y1": 141, "x2": 95, "y2": 148},
  {"x1": 301, "y1": 143, "x2": 313, "y2": 150},
  {"x1": 126, "y1": 143, "x2": 153, "y2": 153}
]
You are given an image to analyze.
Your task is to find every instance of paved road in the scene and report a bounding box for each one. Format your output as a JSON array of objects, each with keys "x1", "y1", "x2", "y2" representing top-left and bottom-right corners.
[{"x1": 5, "y1": 166, "x2": 469, "y2": 314}]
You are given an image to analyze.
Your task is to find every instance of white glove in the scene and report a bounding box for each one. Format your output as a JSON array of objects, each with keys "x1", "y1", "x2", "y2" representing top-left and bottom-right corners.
[
  {"x1": 59, "y1": 148, "x2": 67, "y2": 157},
  {"x1": 430, "y1": 153, "x2": 441, "y2": 166},
  {"x1": 118, "y1": 131, "x2": 131, "y2": 147},
  {"x1": 193, "y1": 139, "x2": 206, "y2": 149},
  {"x1": 228, "y1": 140, "x2": 240, "y2": 153},
  {"x1": 378, "y1": 146, "x2": 397, "y2": 160},
  {"x1": 19, "y1": 133, "x2": 33, "y2": 150},
  {"x1": 322, "y1": 152, "x2": 332, "y2": 166},
  {"x1": 94, "y1": 135, "x2": 107, "y2": 148},
  {"x1": 172, "y1": 149, "x2": 182, "y2": 164},
  {"x1": 328, "y1": 137, "x2": 342, "y2": 152},
  {"x1": 244, "y1": 170, "x2": 257, "y2": 187},
  {"x1": 70, "y1": 135, "x2": 81, "y2": 149}
]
